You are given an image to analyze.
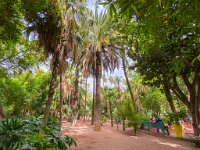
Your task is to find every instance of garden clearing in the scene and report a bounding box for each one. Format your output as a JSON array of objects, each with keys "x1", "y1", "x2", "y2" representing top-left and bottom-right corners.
[{"x1": 62, "y1": 120, "x2": 197, "y2": 150}]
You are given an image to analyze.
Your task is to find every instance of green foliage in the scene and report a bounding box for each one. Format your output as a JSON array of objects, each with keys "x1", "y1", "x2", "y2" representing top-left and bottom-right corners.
[
  {"x1": 0, "y1": 116, "x2": 76, "y2": 150},
  {"x1": 0, "y1": 0, "x2": 23, "y2": 43},
  {"x1": 141, "y1": 88, "x2": 166, "y2": 116},
  {"x1": 117, "y1": 100, "x2": 145, "y2": 133},
  {"x1": 166, "y1": 110, "x2": 187, "y2": 123},
  {"x1": 0, "y1": 70, "x2": 50, "y2": 116}
]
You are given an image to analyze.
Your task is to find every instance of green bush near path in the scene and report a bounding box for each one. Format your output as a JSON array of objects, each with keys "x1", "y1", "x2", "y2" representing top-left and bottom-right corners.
[{"x1": 0, "y1": 116, "x2": 76, "y2": 150}]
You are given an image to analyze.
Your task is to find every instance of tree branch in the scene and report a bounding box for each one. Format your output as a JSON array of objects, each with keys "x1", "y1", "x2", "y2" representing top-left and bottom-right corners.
[{"x1": 171, "y1": 74, "x2": 190, "y2": 108}]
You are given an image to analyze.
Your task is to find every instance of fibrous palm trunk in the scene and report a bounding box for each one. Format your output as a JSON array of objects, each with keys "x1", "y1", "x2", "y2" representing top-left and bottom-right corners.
[
  {"x1": 71, "y1": 67, "x2": 80, "y2": 126},
  {"x1": 42, "y1": 57, "x2": 58, "y2": 128},
  {"x1": 91, "y1": 75, "x2": 95, "y2": 125},
  {"x1": 59, "y1": 72, "x2": 65, "y2": 128},
  {"x1": 94, "y1": 50, "x2": 102, "y2": 131},
  {"x1": 84, "y1": 78, "x2": 88, "y2": 122}
]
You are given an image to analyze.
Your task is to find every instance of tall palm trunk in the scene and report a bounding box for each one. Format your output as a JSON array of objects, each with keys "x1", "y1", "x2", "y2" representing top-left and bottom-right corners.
[
  {"x1": 59, "y1": 71, "x2": 65, "y2": 128},
  {"x1": 121, "y1": 56, "x2": 137, "y2": 111},
  {"x1": 91, "y1": 75, "x2": 95, "y2": 125},
  {"x1": 84, "y1": 78, "x2": 88, "y2": 122},
  {"x1": 71, "y1": 67, "x2": 79, "y2": 125},
  {"x1": 94, "y1": 50, "x2": 102, "y2": 131},
  {"x1": 42, "y1": 57, "x2": 58, "y2": 128}
]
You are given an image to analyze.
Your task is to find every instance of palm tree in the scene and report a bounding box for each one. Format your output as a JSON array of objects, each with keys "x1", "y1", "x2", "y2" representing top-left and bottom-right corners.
[
  {"x1": 115, "y1": 76, "x2": 122, "y2": 100},
  {"x1": 102, "y1": 74, "x2": 107, "y2": 87},
  {"x1": 131, "y1": 74, "x2": 147, "y2": 111},
  {"x1": 80, "y1": 10, "x2": 119, "y2": 131},
  {"x1": 23, "y1": 0, "x2": 75, "y2": 127},
  {"x1": 108, "y1": 76, "x2": 114, "y2": 88}
]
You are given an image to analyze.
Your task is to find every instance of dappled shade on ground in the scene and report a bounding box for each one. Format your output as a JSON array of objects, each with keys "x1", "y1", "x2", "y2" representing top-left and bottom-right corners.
[{"x1": 62, "y1": 120, "x2": 196, "y2": 150}]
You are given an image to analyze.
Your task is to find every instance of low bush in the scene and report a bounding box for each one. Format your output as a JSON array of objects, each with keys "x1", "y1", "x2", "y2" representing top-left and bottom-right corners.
[
  {"x1": 0, "y1": 116, "x2": 76, "y2": 150},
  {"x1": 190, "y1": 137, "x2": 200, "y2": 148}
]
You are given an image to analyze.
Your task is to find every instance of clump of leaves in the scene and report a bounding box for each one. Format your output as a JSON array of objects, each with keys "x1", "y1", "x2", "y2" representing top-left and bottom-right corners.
[
  {"x1": 0, "y1": 116, "x2": 76, "y2": 150},
  {"x1": 167, "y1": 110, "x2": 187, "y2": 123},
  {"x1": 117, "y1": 100, "x2": 145, "y2": 135}
]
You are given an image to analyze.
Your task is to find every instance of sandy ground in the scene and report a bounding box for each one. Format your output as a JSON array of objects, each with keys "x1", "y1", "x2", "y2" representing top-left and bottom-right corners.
[{"x1": 62, "y1": 120, "x2": 199, "y2": 150}]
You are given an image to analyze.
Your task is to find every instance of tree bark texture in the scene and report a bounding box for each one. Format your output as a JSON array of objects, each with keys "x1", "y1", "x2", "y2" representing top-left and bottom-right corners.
[
  {"x1": 94, "y1": 50, "x2": 102, "y2": 131},
  {"x1": 84, "y1": 78, "x2": 87, "y2": 122},
  {"x1": 170, "y1": 73, "x2": 199, "y2": 136},
  {"x1": 42, "y1": 58, "x2": 58, "y2": 128},
  {"x1": 91, "y1": 76, "x2": 95, "y2": 125},
  {"x1": 71, "y1": 67, "x2": 80, "y2": 125},
  {"x1": 59, "y1": 72, "x2": 65, "y2": 128},
  {"x1": 163, "y1": 80, "x2": 176, "y2": 113}
]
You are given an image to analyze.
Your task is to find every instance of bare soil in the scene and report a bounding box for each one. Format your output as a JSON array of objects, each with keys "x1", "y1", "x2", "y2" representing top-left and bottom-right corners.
[{"x1": 62, "y1": 120, "x2": 198, "y2": 150}]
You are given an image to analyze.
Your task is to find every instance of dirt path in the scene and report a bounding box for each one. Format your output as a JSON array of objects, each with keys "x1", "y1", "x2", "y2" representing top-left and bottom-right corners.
[{"x1": 62, "y1": 120, "x2": 198, "y2": 150}]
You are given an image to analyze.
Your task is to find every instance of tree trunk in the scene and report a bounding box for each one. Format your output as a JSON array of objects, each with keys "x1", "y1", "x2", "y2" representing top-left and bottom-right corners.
[
  {"x1": 109, "y1": 98, "x2": 113, "y2": 127},
  {"x1": 71, "y1": 67, "x2": 80, "y2": 126},
  {"x1": 94, "y1": 50, "x2": 102, "y2": 131},
  {"x1": 163, "y1": 80, "x2": 176, "y2": 113},
  {"x1": 191, "y1": 105, "x2": 199, "y2": 136},
  {"x1": 41, "y1": 58, "x2": 58, "y2": 128},
  {"x1": 84, "y1": 78, "x2": 88, "y2": 122},
  {"x1": 181, "y1": 73, "x2": 199, "y2": 136},
  {"x1": 196, "y1": 75, "x2": 200, "y2": 126},
  {"x1": 59, "y1": 72, "x2": 65, "y2": 129},
  {"x1": 0, "y1": 105, "x2": 5, "y2": 118},
  {"x1": 122, "y1": 119, "x2": 126, "y2": 131},
  {"x1": 91, "y1": 76, "x2": 95, "y2": 125},
  {"x1": 133, "y1": 126, "x2": 137, "y2": 135},
  {"x1": 122, "y1": 56, "x2": 137, "y2": 111}
]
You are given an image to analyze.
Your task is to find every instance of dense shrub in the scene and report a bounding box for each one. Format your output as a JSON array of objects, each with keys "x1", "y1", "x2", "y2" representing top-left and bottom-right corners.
[
  {"x1": 117, "y1": 100, "x2": 146, "y2": 134},
  {"x1": 0, "y1": 116, "x2": 76, "y2": 150}
]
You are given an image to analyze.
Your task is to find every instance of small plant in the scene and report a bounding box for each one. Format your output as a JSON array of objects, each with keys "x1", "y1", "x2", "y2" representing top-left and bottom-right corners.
[
  {"x1": 117, "y1": 100, "x2": 144, "y2": 134},
  {"x1": 100, "y1": 114, "x2": 108, "y2": 125},
  {"x1": 190, "y1": 137, "x2": 200, "y2": 148}
]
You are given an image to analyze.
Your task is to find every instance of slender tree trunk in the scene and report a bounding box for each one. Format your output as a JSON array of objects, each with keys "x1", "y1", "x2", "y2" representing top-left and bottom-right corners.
[
  {"x1": 163, "y1": 80, "x2": 176, "y2": 113},
  {"x1": 0, "y1": 105, "x2": 5, "y2": 118},
  {"x1": 91, "y1": 76, "x2": 95, "y2": 125},
  {"x1": 94, "y1": 50, "x2": 102, "y2": 131},
  {"x1": 84, "y1": 78, "x2": 88, "y2": 122},
  {"x1": 109, "y1": 98, "x2": 113, "y2": 127},
  {"x1": 196, "y1": 75, "x2": 200, "y2": 126},
  {"x1": 190, "y1": 103, "x2": 199, "y2": 136},
  {"x1": 71, "y1": 67, "x2": 80, "y2": 126},
  {"x1": 41, "y1": 59, "x2": 58, "y2": 128},
  {"x1": 122, "y1": 56, "x2": 137, "y2": 110},
  {"x1": 122, "y1": 119, "x2": 125, "y2": 131},
  {"x1": 59, "y1": 72, "x2": 65, "y2": 128}
]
